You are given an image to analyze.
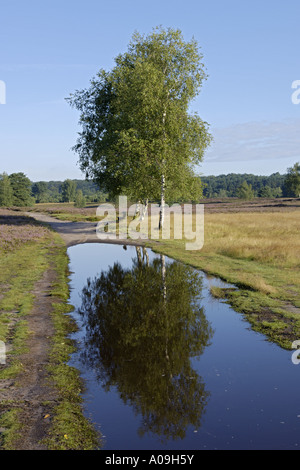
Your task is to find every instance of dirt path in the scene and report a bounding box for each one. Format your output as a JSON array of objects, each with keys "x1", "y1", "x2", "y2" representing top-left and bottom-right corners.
[
  {"x1": 0, "y1": 268, "x2": 59, "y2": 450},
  {"x1": 25, "y1": 212, "x2": 139, "y2": 247},
  {"x1": 1, "y1": 211, "x2": 140, "y2": 449},
  {"x1": 0, "y1": 209, "x2": 148, "y2": 449}
]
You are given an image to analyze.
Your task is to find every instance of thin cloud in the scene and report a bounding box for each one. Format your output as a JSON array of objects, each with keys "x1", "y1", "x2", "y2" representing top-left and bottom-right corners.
[{"x1": 206, "y1": 119, "x2": 300, "y2": 163}]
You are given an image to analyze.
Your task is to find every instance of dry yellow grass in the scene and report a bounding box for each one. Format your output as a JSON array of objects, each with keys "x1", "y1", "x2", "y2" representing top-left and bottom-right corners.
[
  {"x1": 146, "y1": 208, "x2": 300, "y2": 349},
  {"x1": 149, "y1": 209, "x2": 300, "y2": 300},
  {"x1": 201, "y1": 212, "x2": 300, "y2": 268}
]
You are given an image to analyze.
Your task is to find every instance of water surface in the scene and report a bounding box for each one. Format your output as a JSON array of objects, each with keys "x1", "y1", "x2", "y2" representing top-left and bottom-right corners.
[{"x1": 68, "y1": 243, "x2": 300, "y2": 450}]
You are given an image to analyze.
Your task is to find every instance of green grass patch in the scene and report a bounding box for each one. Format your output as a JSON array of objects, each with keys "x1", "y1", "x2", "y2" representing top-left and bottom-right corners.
[
  {"x1": 0, "y1": 237, "x2": 52, "y2": 379},
  {"x1": 30, "y1": 204, "x2": 300, "y2": 351},
  {"x1": 43, "y1": 241, "x2": 101, "y2": 450},
  {"x1": 0, "y1": 219, "x2": 100, "y2": 450},
  {"x1": 0, "y1": 409, "x2": 23, "y2": 450},
  {"x1": 28, "y1": 203, "x2": 100, "y2": 223},
  {"x1": 146, "y1": 225, "x2": 300, "y2": 350},
  {"x1": 43, "y1": 401, "x2": 101, "y2": 450}
]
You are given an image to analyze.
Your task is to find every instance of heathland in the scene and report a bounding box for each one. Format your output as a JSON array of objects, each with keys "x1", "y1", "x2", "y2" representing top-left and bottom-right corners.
[
  {"x1": 0, "y1": 196, "x2": 299, "y2": 449},
  {"x1": 26, "y1": 196, "x2": 300, "y2": 349},
  {"x1": 0, "y1": 209, "x2": 100, "y2": 450}
]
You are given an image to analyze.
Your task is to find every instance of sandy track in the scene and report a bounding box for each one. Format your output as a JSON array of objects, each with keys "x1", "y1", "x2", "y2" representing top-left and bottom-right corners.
[
  {"x1": 25, "y1": 212, "x2": 139, "y2": 247},
  {"x1": 0, "y1": 268, "x2": 59, "y2": 450},
  {"x1": 0, "y1": 211, "x2": 142, "y2": 449}
]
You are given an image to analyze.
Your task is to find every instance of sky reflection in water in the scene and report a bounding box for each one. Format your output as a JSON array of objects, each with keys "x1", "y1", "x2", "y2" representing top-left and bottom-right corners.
[{"x1": 68, "y1": 243, "x2": 300, "y2": 450}]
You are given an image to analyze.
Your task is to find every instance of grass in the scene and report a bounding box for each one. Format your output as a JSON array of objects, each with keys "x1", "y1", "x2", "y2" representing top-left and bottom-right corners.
[
  {"x1": 0, "y1": 409, "x2": 23, "y2": 450},
  {"x1": 27, "y1": 202, "x2": 100, "y2": 222},
  {"x1": 145, "y1": 210, "x2": 300, "y2": 349},
  {"x1": 42, "y1": 241, "x2": 101, "y2": 450},
  {"x1": 1, "y1": 199, "x2": 298, "y2": 446},
  {"x1": 0, "y1": 216, "x2": 52, "y2": 380},
  {"x1": 26, "y1": 199, "x2": 300, "y2": 349},
  {"x1": 0, "y1": 223, "x2": 53, "y2": 448},
  {"x1": 201, "y1": 212, "x2": 300, "y2": 268},
  {"x1": 0, "y1": 212, "x2": 100, "y2": 450}
]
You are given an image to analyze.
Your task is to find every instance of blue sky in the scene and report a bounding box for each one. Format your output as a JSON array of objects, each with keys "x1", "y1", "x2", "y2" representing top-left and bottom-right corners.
[{"x1": 0, "y1": 0, "x2": 300, "y2": 181}]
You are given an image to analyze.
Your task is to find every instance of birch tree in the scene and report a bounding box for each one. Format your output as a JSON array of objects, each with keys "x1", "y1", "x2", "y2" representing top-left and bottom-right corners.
[
  {"x1": 67, "y1": 26, "x2": 212, "y2": 228},
  {"x1": 78, "y1": 256, "x2": 213, "y2": 440}
]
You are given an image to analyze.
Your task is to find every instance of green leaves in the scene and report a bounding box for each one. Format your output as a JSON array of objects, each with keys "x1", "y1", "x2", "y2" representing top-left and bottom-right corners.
[
  {"x1": 61, "y1": 179, "x2": 77, "y2": 203},
  {"x1": 0, "y1": 173, "x2": 13, "y2": 207},
  {"x1": 78, "y1": 253, "x2": 214, "y2": 441},
  {"x1": 8, "y1": 173, "x2": 33, "y2": 207},
  {"x1": 236, "y1": 181, "x2": 255, "y2": 200},
  {"x1": 67, "y1": 26, "x2": 212, "y2": 204},
  {"x1": 284, "y1": 162, "x2": 300, "y2": 197}
]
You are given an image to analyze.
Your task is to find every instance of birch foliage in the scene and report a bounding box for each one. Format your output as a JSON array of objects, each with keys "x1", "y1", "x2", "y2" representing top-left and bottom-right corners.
[{"x1": 67, "y1": 27, "x2": 212, "y2": 214}]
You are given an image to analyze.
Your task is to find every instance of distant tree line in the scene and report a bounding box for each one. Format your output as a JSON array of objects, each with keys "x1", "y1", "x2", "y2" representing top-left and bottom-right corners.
[
  {"x1": 201, "y1": 170, "x2": 299, "y2": 199},
  {"x1": 0, "y1": 172, "x2": 34, "y2": 207},
  {"x1": 0, "y1": 164, "x2": 299, "y2": 208},
  {"x1": 0, "y1": 173, "x2": 108, "y2": 207},
  {"x1": 31, "y1": 179, "x2": 108, "y2": 205}
]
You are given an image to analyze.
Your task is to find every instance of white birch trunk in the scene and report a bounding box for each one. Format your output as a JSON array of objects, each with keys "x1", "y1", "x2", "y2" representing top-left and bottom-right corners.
[
  {"x1": 161, "y1": 254, "x2": 169, "y2": 362},
  {"x1": 136, "y1": 246, "x2": 142, "y2": 264},
  {"x1": 161, "y1": 254, "x2": 167, "y2": 302},
  {"x1": 134, "y1": 200, "x2": 141, "y2": 219},
  {"x1": 142, "y1": 246, "x2": 149, "y2": 267},
  {"x1": 159, "y1": 173, "x2": 165, "y2": 231},
  {"x1": 140, "y1": 198, "x2": 148, "y2": 221},
  {"x1": 159, "y1": 99, "x2": 168, "y2": 231}
]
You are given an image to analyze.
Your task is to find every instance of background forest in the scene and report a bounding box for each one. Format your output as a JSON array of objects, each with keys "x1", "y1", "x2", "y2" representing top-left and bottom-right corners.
[{"x1": 0, "y1": 169, "x2": 298, "y2": 207}]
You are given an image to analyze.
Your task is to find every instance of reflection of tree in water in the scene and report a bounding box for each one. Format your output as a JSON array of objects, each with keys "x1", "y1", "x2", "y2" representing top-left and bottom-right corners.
[{"x1": 79, "y1": 248, "x2": 214, "y2": 442}]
